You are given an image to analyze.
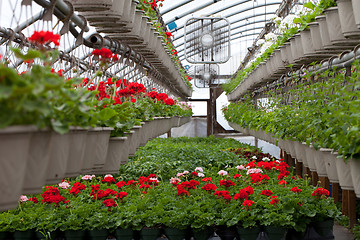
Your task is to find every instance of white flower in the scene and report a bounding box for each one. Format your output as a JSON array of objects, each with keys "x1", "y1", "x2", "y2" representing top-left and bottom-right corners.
[
  {"x1": 177, "y1": 173, "x2": 184, "y2": 177},
  {"x1": 262, "y1": 157, "x2": 270, "y2": 162},
  {"x1": 58, "y1": 182, "x2": 70, "y2": 189},
  {"x1": 246, "y1": 168, "x2": 263, "y2": 175},
  {"x1": 265, "y1": 32, "x2": 277, "y2": 42},
  {"x1": 236, "y1": 165, "x2": 245, "y2": 170},
  {"x1": 198, "y1": 173, "x2": 205, "y2": 177},
  {"x1": 19, "y1": 195, "x2": 28, "y2": 202},
  {"x1": 218, "y1": 170, "x2": 228, "y2": 176},
  {"x1": 257, "y1": 39, "x2": 265, "y2": 46},
  {"x1": 252, "y1": 156, "x2": 257, "y2": 160},
  {"x1": 82, "y1": 175, "x2": 95, "y2": 180},
  {"x1": 104, "y1": 174, "x2": 113, "y2": 178},
  {"x1": 195, "y1": 167, "x2": 204, "y2": 172}
]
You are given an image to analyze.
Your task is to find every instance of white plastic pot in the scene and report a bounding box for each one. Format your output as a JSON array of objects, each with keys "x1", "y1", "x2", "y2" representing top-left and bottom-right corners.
[
  {"x1": 0, "y1": 126, "x2": 36, "y2": 211},
  {"x1": 334, "y1": 152, "x2": 354, "y2": 190},
  {"x1": 45, "y1": 131, "x2": 71, "y2": 185},
  {"x1": 348, "y1": 158, "x2": 360, "y2": 197},
  {"x1": 351, "y1": 0, "x2": 360, "y2": 29},
  {"x1": 336, "y1": 0, "x2": 360, "y2": 38},
  {"x1": 94, "y1": 136, "x2": 129, "y2": 175},
  {"x1": 321, "y1": 148, "x2": 339, "y2": 183},
  {"x1": 22, "y1": 129, "x2": 52, "y2": 195}
]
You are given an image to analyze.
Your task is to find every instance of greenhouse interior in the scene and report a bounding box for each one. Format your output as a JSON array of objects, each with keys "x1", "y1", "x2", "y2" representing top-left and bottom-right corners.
[{"x1": 0, "y1": 0, "x2": 359, "y2": 239}]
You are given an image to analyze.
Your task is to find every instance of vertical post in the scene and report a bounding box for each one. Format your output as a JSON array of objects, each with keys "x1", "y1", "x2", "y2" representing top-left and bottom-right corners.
[
  {"x1": 254, "y1": 137, "x2": 258, "y2": 148},
  {"x1": 332, "y1": 183, "x2": 339, "y2": 203},
  {"x1": 342, "y1": 190, "x2": 349, "y2": 217},
  {"x1": 349, "y1": 190, "x2": 356, "y2": 228},
  {"x1": 318, "y1": 176, "x2": 330, "y2": 190},
  {"x1": 296, "y1": 161, "x2": 303, "y2": 177},
  {"x1": 312, "y1": 171, "x2": 319, "y2": 187},
  {"x1": 167, "y1": 130, "x2": 171, "y2": 138}
]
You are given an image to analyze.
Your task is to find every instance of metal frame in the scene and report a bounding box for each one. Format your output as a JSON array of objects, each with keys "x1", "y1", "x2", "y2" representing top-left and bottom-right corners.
[{"x1": 184, "y1": 17, "x2": 231, "y2": 64}]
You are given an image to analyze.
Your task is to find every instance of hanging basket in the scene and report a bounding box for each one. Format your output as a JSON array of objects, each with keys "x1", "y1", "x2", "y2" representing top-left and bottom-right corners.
[
  {"x1": 308, "y1": 22, "x2": 325, "y2": 52},
  {"x1": 351, "y1": 0, "x2": 360, "y2": 29},
  {"x1": 348, "y1": 158, "x2": 360, "y2": 198},
  {"x1": 92, "y1": 127, "x2": 113, "y2": 171},
  {"x1": 334, "y1": 153, "x2": 354, "y2": 190},
  {"x1": 304, "y1": 145, "x2": 317, "y2": 172},
  {"x1": 94, "y1": 136, "x2": 128, "y2": 175},
  {"x1": 65, "y1": 127, "x2": 88, "y2": 178},
  {"x1": 325, "y1": 7, "x2": 358, "y2": 46},
  {"x1": 321, "y1": 149, "x2": 339, "y2": 183},
  {"x1": 336, "y1": 0, "x2": 360, "y2": 38},
  {"x1": 0, "y1": 125, "x2": 36, "y2": 211},
  {"x1": 313, "y1": 148, "x2": 328, "y2": 177},
  {"x1": 45, "y1": 131, "x2": 71, "y2": 185},
  {"x1": 81, "y1": 127, "x2": 103, "y2": 174},
  {"x1": 22, "y1": 129, "x2": 52, "y2": 195}
]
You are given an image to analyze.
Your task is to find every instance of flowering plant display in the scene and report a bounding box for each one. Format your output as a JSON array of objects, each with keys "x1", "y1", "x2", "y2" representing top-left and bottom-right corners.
[
  {"x1": 222, "y1": 61, "x2": 360, "y2": 160},
  {"x1": 136, "y1": 1, "x2": 193, "y2": 89},
  {"x1": 222, "y1": 0, "x2": 336, "y2": 93},
  {"x1": 0, "y1": 31, "x2": 193, "y2": 136},
  {"x1": 0, "y1": 137, "x2": 340, "y2": 236}
]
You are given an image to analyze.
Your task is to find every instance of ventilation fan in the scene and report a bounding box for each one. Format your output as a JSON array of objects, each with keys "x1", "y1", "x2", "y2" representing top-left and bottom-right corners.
[
  {"x1": 193, "y1": 64, "x2": 220, "y2": 88},
  {"x1": 184, "y1": 17, "x2": 231, "y2": 64}
]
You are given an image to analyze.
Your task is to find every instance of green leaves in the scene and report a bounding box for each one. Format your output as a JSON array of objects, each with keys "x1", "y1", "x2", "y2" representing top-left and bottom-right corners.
[{"x1": 304, "y1": 1, "x2": 315, "y2": 10}]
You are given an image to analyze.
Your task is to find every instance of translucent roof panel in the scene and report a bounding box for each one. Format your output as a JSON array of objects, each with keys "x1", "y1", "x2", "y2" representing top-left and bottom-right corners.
[{"x1": 159, "y1": 0, "x2": 283, "y2": 76}]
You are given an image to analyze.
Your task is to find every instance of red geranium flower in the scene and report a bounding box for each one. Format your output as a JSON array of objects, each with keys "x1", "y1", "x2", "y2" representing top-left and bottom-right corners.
[
  {"x1": 115, "y1": 181, "x2": 126, "y2": 189},
  {"x1": 92, "y1": 48, "x2": 113, "y2": 60},
  {"x1": 202, "y1": 177, "x2": 213, "y2": 182},
  {"x1": 312, "y1": 188, "x2": 329, "y2": 199},
  {"x1": 219, "y1": 179, "x2": 235, "y2": 188},
  {"x1": 233, "y1": 174, "x2": 242, "y2": 179},
  {"x1": 260, "y1": 190, "x2": 273, "y2": 197},
  {"x1": 28, "y1": 31, "x2": 60, "y2": 46},
  {"x1": 177, "y1": 186, "x2": 189, "y2": 197},
  {"x1": 291, "y1": 187, "x2": 302, "y2": 193},
  {"x1": 28, "y1": 197, "x2": 38, "y2": 204},
  {"x1": 270, "y1": 196, "x2": 280, "y2": 205},
  {"x1": 165, "y1": 32, "x2": 173, "y2": 38},
  {"x1": 201, "y1": 183, "x2": 217, "y2": 191},
  {"x1": 117, "y1": 192, "x2": 128, "y2": 199},
  {"x1": 214, "y1": 190, "x2": 231, "y2": 201},
  {"x1": 103, "y1": 199, "x2": 117, "y2": 208},
  {"x1": 234, "y1": 189, "x2": 249, "y2": 201},
  {"x1": 242, "y1": 200, "x2": 254, "y2": 207},
  {"x1": 102, "y1": 176, "x2": 116, "y2": 184}
]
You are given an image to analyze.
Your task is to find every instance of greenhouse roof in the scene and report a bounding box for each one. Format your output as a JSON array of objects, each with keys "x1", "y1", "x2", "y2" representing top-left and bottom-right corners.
[{"x1": 159, "y1": 0, "x2": 285, "y2": 75}]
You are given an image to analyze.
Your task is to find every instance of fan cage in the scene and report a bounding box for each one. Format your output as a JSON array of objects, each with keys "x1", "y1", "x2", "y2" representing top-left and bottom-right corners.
[{"x1": 184, "y1": 17, "x2": 231, "y2": 64}]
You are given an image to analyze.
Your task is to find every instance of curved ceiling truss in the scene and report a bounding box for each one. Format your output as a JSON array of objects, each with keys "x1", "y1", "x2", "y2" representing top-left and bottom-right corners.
[{"x1": 159, "y1": 0, "x2": 285, "y2": 73}]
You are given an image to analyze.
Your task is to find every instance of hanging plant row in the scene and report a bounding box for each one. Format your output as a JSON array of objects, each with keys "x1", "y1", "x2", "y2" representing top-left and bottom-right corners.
[
  {"x1": 0, "y1": 137, "x2": 340, "y2": 240},
  {"x1": 70, "y1": 0, "x2": 192, "y2": 95},
  {"x1": 224, "y1": 0, "x2": 360, "y2": 101},
  {"x1": 0, "y1": 31, "x2": 193, "y2": 211},
  {"x1": 223, "y1": 61, "x2": 360, "y2": 196}
]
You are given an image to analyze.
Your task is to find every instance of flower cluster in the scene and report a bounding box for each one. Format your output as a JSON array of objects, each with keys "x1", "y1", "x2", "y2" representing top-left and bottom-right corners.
[
  {"x1": 28, "y1": 31, "x2": 60, "y2": 46},
  {"x1": 312, "y1": 188, "x2": 329, "y2": 199},
  {"x1": 69, "y1": 182, "x2": 86, "y2": 195},
  {"x1": 41, "y1": 186, "x2": 67, "y2": 205}
]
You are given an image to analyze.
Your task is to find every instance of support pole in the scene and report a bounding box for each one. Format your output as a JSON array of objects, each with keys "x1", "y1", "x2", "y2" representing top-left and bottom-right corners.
[
  {"x1": 296, "y1": 161, "x2": 303, "y2": 177},
  {"x1": 312, "y1": 171, "x2": 319, "y2": 187},
  {"x1": 332, "y1": 183, "x2": 339, "y2": 203}
]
